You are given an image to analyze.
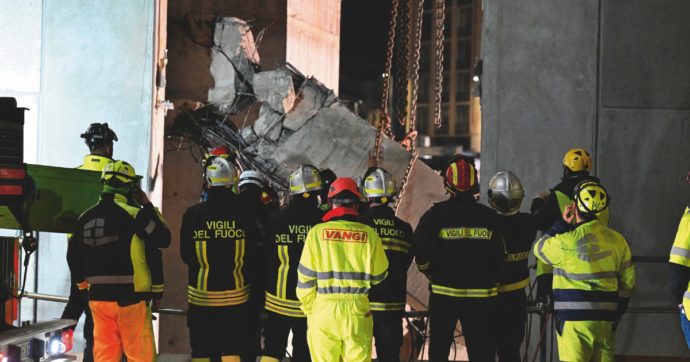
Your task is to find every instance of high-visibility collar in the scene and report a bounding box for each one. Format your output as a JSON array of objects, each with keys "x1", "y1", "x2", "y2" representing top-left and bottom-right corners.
[{"x1": 322, "y1": 207, "x2": 359, "y2": 222}]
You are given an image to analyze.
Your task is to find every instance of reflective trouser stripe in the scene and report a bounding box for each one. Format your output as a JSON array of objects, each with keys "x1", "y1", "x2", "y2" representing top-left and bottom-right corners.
[
  {"x1": 370, "y1": 301, "x2": 405, "y2": 311},
  {"x1": 554, "y1": 301, "x2": 618, "y2": 310},
  {"x1": 87, "y1": 275, "x2": 133, "y2": 284},
  {"x1": 431, "y1": 284, "x2": 497, "y2": 298},
  {"x1": 316, "y1": 286, "x2": 369, "y2": 294},
  {"x1": 497, "y1": 278, "x2": 529, "y2": 293},
  {"x1": 553, "y1": 269, "x2": 618, "y2": 280}
]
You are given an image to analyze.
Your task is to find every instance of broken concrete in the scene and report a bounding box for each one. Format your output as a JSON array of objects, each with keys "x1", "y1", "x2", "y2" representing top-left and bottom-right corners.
[
  {"x1": 284, "y1": 77, "x2": 337, "y2": 130},
  {"x1": 208, "y1": 18, "x2": 261, "y2": 113},
  {"x1": 252, "y1": 104, "x2": 285, "y2": 140},
  {"x1": 253, "y1": 68, "x2": 297, "y2": 113}
]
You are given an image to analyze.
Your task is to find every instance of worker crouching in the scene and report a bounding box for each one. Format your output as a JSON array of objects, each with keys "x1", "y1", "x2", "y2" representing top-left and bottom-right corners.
[
  {"x1": 180, "y1": 157, "x2": 258, "y2": 362},
  {"x1": 67, "y1": 160, "x2": 171, "y2": 362},
  {"x1": 297, "y1": 177, "x2": 389, "y2": 362}
]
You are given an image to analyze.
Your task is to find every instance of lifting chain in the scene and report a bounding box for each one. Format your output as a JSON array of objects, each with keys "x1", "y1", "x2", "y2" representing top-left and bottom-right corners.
[
  {"x1": 393, "y1": 0, "x2": 410, "y2": 127},
  {"x1": 432, "y1": 0, "x2": 445, "y2": 128},
  {"x1": 394, "y1": 152, "x2": 419, "y2": 212},
  {"x1": 404, "y1": 0, "x2": 426, "y2": 153},
  {"x1": 374, "y1": 0, "x2": 400, "y2": 166}
]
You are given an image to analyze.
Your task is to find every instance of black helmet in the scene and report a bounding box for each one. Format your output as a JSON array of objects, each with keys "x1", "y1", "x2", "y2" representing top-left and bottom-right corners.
[{"x1": 81, "y1": 123, "x2": 118, "y2": 150}]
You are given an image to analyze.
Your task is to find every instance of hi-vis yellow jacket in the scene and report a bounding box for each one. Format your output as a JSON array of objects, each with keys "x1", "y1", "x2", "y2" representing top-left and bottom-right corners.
[
  {"x1": 296, "y1": 212, "x2": 389, "y2": 315},
  {"x1": 533, "y1": 219, "x2": 635, "y2": 321},
  {"x1": 669, "y1": 207, "x2": 690, "y2": 312}
]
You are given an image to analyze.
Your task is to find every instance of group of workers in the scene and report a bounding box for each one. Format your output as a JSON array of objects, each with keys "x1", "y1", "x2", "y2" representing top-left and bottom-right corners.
[{"x1": 63, "y1": 122, "x2": 690, "y2": 362}]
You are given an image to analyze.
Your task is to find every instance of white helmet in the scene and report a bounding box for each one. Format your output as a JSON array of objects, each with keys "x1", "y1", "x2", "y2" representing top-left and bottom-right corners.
[
  {"x1": 205, "y1": 157, "x2": 238, "y2": 187},
  {"x1": 238, "y1": 170, "x2": 265, "y2": 188},
  {"x1": 288, "y1": 165, "x2": 322, "y2": 195},
  {"x1": 487, "y1": 170, "x2": 525, "y2": 215},
  {"x1": 362, "y1": 167, "x2": 397, "y2": 198}
]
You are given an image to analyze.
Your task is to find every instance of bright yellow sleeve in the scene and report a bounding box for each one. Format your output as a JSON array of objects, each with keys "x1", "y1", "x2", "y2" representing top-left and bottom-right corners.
[
  {"x1": 619, "y1": 239, "x2": 636, "y2": 297},
  {"x1": 296, "y1": 227, "x2": 318, "y2": 315},
  {"x1": 533, "y1": 234, "x2": 563, "y2": 267},
  {"x1": 670, "y1": 208, "x2": 690, "y2": 267}
]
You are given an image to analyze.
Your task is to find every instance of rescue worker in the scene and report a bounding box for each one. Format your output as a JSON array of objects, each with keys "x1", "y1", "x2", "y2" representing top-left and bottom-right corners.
[
  {"x1": 297, "y1": 177, "x2": 389, "y2": 362},
  {"x1": 413, "y1": 156, "x2": 505, "y2": 361},
  {"x1": 317, "y1": 168, "x2": 337, "y2": 211},
  {"x1": 669, "y1": 170, "x2": 690, "y2": 349},
  {"x1": 180, "y1": 157, "x2": 258, "y2": 362},
  {"x1": 486, "y1": 171, "x2": 536, "y2": 361},
  {"x1": 237, "y1": 169, "x2": 272, "y2": 361},
  {"x1": 62, "y1": 122, "x2": 118, "y2": 361},
  {"x1": 359, "y1": 167, "x2": 413, "y2": 362},
  {"x1": 531, "y1": 148, "x2": 602, "y2": 300},
  {"x1": 260, "y1": 165, "x2": 324, "y2": 362},
  {"x1": 67, "y1": 160, "x2": 170, "y2": 362},
  {"x1": 200, "y1": 145, "x2": 234, "y2": 201},
  {"x1": 533, "y1": 181, "x2": 635, "y2": 361}
]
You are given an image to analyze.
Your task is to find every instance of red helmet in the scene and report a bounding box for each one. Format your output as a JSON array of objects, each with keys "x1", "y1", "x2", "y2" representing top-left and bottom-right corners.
[
  {"x1": 444, "y1": 156, "x2": 478, "y2": 194},
  {"x1": 327, "y1": 177, "x2": 362, "y2": 202},
  {"x1": 209, "y1": 145, "x2": 231, "y2": 158}
]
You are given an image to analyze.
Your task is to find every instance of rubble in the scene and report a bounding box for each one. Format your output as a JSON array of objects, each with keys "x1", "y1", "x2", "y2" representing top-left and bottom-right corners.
[
  {"x1": 207, "y1": 18, "x2": 261, "y2": 114},
  {"x1": 253, "y1": 69, "x2": 297, "y2": 114}
]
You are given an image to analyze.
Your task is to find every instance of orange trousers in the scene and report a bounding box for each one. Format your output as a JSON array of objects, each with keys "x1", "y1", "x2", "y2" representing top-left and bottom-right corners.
[{"x1": 89, "y1": 300, "x2": 156, "y2": 362}]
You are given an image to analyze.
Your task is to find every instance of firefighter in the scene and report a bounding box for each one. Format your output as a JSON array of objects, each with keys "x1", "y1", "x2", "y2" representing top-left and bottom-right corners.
[
  {"x1": 260, "y1": 165, "x2": 324, "y2": 362},
  {"x1": 297, "y1": 177, "x2": 389, "y2": 362},
  {"x1": 317, "y1": 168, "x2": 337, "y2": 211},
  {"x1": 530, "y1": 148, "x2": 603, "y2": 301},
  {"x1": 669, "y1": 170, "x2": 690, "y2": 349},
  {"x1": 414, "y1": 156, "x2": 505, "y2": 361},
  {"x1": 62, "y1": 122, "x2": 118, "y2": 361},
  {"x1": 180, "y1": 157, "x2": 258, "y2": 362},
  {"x1": 533, "y1": 181, "x2": 635, "y2": 361},
  {"x1": 359, "y1": 167, "x2": 413, "y2": 362},
  {"x1": 486, "y1": 171, "x2": 536, "y2": 361},
  {"x1": 67, "y1": 160, "x2": 170, "y2": 362}
]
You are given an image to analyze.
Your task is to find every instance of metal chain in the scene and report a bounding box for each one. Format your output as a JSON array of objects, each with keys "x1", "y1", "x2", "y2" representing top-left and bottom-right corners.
[
  {"x1": 394, "y1": 152, "x2": 419, "y2": 211},
  {"x1": 432, "y1": 0, "x2": 445, "y2": 128},
  {"x1": 394, "y1": 0, "x2": 410, "y2": 127},
  {"x1": 405, "y1": 0, "x2": 425, "y2": 153},
  {"x1": 374, "y1": 0, "x2": 400, "y2": 166}
]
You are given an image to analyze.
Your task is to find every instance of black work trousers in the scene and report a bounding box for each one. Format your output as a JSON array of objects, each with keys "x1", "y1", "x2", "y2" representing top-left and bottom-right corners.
[
  {"x1": 372, "y1": 311, "x2": 403, "y2": 362},
  {"x1": 61, "y1": 282, "x2": 94, "y2": 362},
  {"x1": 491, "y1": 291, "x2": 527, "y2": 362},
  {"x1": 429, "y1": 293, "x2": 494, "y2": 362},
  {"x1": 261, "y1": 310, "x2": 310, "y2": 362},
  {"x1": 187, "y1": 303, "x2": 249, "y2": 360}
]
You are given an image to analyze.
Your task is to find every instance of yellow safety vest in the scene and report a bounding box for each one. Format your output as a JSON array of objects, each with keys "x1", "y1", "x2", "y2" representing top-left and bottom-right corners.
[{"x1": 670, "y1": 207, "x2": 690, "y2": 312}]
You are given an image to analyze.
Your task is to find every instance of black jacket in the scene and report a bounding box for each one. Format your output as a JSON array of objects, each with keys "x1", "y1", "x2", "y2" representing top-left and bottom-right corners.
[
  {"x1": 414, "y1": 194, "x2": 505, "y2": 297},
  {"x1": 264, "y1": 197, "x2": 324, "y2": 317},
  {"x1": 531, "y1": 172, "x2": 598, "y2": 231},
  {"x1": 496, "y1": 212, "x2": 536, "y2": 307},
  {"x1": 360, "y1": 205, "x2": 414, "y2": 312},
  {"x1": 67, "y1": 192, "x2": 170, "y2": 302},
  {"x1": 180, "y1": 188, "x2": 259, "y2": 307}
]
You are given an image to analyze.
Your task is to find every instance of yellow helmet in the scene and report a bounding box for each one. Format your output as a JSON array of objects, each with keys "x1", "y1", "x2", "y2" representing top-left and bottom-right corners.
[
  {"x1": 101, "y1": 160, "x2": 141, "y2": 186},
  {"x1": 574, "y1": 180, "x2": 609, "y2": 216},
  {"x1": 563, "y1": 148, "x2": 592, "y2": 172}
]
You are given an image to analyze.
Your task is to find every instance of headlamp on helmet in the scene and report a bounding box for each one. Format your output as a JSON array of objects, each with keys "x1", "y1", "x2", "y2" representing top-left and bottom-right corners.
[
  {"x1": 81, "y1": 123, "x2": 118, "y2": 151},
  {"x1": 487, "y1": 171, "x2": 524, "y2": 215}
]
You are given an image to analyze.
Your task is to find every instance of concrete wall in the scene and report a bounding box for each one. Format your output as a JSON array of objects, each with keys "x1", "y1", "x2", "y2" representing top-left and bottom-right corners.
[
  {"x1": 1, "y1": 0, "x2": 157, "y2": 353},
  {"x1": 481, "y1": 0, "x2": 690, "y2": 357}
]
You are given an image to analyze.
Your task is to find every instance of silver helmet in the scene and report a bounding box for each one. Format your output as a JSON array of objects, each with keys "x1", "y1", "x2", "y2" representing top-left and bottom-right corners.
[
  {"x1": 288, "y1": 165, "x2": 322, "y2": 195},
  {"x1": 487, "y1": 170, "x2": 525, "y2": 215},
  {"x1": 238, "y1": 170, "x2": 265, "y2": 188},
  {"x1": 363, "y1": 167, "x2": 397, "y2": 198},
  {"x1": 205, "y1": 157, "x2": 238, "y2": 187}
]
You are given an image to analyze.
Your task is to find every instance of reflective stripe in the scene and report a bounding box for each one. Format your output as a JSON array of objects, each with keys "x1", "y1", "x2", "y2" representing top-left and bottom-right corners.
[
  {"x1": 87, "y1": 275, "x2": 132, "y2": 284},
  {"x1": 497, "y1": 278, "x2": 529, "y2": 293},
  {"x1": 298, "y1": 264, "x2": 317, "y2": 278},
  {"x1": 554, "y1": 301, "x2": 618, "y2": 310},
  {"x1": 233, "y1": 239, "x2": 246, "y2": 288},
  {"x1": 381, "y1": 238, "x2": 412, "y2": 253},
  {"x1": 431, "y1": 284, "x2": 497, "y2": 298},
  {"x1": 618, "y1": 289, "x2": 632, "y2": 298},
  {"x1": 417, "y1": 262, "x2": 430, "y2": 271},
  {"x1": 620, "y1": 260, "x2": 633, "y2": 270},
  {"x1": 144, "y1": 220, "x2": 156, "y2": 235},
  {"x1": 187, "y1": 285, "x2": 250, "y2": 298},
  {"x1": 370, "y1": 301, "x2": 405, "y2": 311},
  {"x1": 84, "y1": 235, "x2": 119, "y2": 247},
  {"x1": 553, "y1": 269, "x2": 618, "y2": 280},
  {"x1": 276, "y1": 245, "x2": 289, "y2": 298},
  {"x1": 195, "y1": 241, "x2": 209, "y2": 290},
  {"x1": 151, "y1": 284, "x2": 164, "y2": 293},
  {"x1": 265, "y1": 302, "x2": 305, "y2": 317},
  {"x1": 314, "y1": 270, "x2": 386, "y2": 282},
  {"x1": 317, "y1": 286, "x2": 369, "y2": 294},
  {"x1": 535, "y1": 236, "x2": 554, "y2": 266},
  {"x1": 296, "y1": 279, "x2": 316, "y2": 289},
  {"x1": 671, "y1": 246, "x2": 690, "y2": 259},
  {"x1": 684, "y1": 291, "x2": 690, "y2": 300},
  {"x1": 438, "y1": 227, "x2": 493, "y2": 240},
  {"x1": 265, "y1": 292, "x2": 302, "y2": 308}
]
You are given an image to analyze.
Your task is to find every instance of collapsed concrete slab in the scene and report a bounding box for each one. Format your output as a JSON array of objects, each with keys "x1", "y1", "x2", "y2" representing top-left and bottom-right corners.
[
  {"x1": 253, "y1": 68, "x2": 297, "y2": 114},
  {"x1": 208, "y1": 18, "x2": 261, "y2": 114}
]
